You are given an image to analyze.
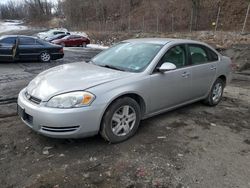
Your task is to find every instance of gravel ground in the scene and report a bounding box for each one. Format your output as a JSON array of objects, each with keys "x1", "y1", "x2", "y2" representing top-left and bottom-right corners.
[{"x1": 0, "y1": 31, "x2": 250, "y2": 187}]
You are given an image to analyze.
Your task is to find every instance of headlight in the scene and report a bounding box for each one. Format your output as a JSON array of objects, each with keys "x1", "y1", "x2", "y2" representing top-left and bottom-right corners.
[{"x1": 46, "y1": 91, "x2": 95, "y2": 108}]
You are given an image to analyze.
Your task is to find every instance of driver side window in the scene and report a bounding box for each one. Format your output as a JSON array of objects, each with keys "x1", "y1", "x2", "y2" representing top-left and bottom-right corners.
[{"x1": 158, "y1": 45, "x2": 186, "y2": 69}]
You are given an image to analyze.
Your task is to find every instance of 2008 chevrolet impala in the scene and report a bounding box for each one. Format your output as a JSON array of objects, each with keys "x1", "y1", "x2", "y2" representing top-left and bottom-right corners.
[{"x1": 17, "y1": 38, "x2": 232, "y2": 143}]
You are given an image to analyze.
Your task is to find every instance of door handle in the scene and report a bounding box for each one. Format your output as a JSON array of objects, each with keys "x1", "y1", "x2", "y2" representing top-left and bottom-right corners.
[
  {"x1": 182, "y1": 72, "x2": 190, "y2": 77},
  {"x1": 210, "y1": 66, "x2": 217, "y2": 70}
]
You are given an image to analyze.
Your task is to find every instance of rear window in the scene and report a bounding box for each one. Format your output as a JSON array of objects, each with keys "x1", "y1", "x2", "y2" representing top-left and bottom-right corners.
[
  {"x1": 54, "y1": 31, "x2": 65, "y2": 35},
  {"x1": 74, "y1": 36, "x2": 82, "y2": 39},
  {"x1": 189, "y1": 45, "x2": 209, "y2": 65}
]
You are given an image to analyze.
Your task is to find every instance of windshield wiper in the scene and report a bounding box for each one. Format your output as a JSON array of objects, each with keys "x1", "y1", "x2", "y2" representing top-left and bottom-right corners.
[{"x1": 101, "y1": 64, "x2": 125, "y2": 72}]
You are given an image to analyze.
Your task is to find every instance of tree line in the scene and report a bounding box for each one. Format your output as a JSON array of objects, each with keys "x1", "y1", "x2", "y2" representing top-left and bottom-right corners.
[
  {"x1": 0, "y1": 0, "x2": 249, "y2": 32},
  {"x1": 0, "y1": 0, "x2": 54, "y2": 21}
]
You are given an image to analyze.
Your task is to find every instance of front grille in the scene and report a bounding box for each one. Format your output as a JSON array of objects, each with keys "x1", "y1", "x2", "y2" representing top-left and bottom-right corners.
[
  {"x1": 41, "y1": 126, "x2": 80, "y2": 133},
  {"x1": 25, "y1": 92, "x2": 41, "y2": 104}
]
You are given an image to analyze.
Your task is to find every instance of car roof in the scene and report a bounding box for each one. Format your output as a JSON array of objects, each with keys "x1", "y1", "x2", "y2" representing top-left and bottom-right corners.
[
  {"x1": 124, "y1": 38, "x2": 206, "y2": 46},
  {"x1": 69, "y1": 35, "x2": 82, "y2": 37},
  {"x1": 51, "y1": 33, "x2": 67, "y2": 37},
  {"x1": 48, "y1": 29, "x2": 67, "y2": 32},
  {"x1": 0, "y1": 35, "x2": 38, "y2": 39}
]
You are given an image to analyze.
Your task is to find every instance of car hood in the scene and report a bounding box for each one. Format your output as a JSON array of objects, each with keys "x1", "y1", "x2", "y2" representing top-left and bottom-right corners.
[{"x1": 26, "y1": 62, "x2": 133, "y2": 101}]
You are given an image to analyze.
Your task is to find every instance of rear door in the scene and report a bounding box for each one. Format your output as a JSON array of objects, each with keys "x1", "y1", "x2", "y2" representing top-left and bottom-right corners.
[
  {"x1": 188, "y1": 44, "x2": 218, "y2": 99},
  {"x1": 68, "y1": 36, "x2": 78, "y2": 46},
  {"x1": 64, "y1": 36, "x2": 72, "y2": 46},
  {"x1": 149, "y1": 44, "x2": 193, "y2": 112},
  {"x1": 19, "y1": 37, "x2": 43, "y2": 61},
  {"x1": 74, "y1": 36, "x2": 81, "y2": 46},
  {"x1": 0, "y1": 37, "x2": 16, "y2": 61}
]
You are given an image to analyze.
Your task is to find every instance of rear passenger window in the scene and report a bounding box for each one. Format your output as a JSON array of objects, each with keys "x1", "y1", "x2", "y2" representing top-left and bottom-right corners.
[
  {"x1": 19, "y1": 37, "x2": 36, "y2": 45},
  {"x1": 189, "y1": 45, "x2": 209, "y2": 65}
]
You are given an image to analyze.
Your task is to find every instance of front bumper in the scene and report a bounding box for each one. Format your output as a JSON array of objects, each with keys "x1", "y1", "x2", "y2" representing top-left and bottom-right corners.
[{"x1": 17, "y1": 89, "x2": 105, "y2": 139}]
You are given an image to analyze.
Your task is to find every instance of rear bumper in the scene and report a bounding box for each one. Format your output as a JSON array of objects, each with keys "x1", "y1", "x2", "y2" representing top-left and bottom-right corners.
[
  {"x1": 51, "y1": 53, "x2": 64, "y2": 60},
  {"x1": 17, "y1": 89, "x2": 105, "y2": 139}
]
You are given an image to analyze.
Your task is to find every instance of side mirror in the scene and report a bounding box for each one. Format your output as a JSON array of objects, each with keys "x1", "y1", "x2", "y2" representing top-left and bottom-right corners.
[{"x1": 158, "y1": 62, "x2": 177, "y2": 72}]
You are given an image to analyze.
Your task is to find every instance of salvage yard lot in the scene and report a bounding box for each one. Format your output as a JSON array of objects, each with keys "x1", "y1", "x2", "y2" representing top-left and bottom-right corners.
[{"x1": 0, "y1": 46, "x2": 250, "y2": 188}]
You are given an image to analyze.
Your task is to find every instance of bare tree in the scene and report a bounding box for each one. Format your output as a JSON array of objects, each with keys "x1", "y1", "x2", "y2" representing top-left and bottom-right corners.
[
  {"x1": 190, "y1": 0, "x2": 200, "y2": 31},
  {"x1": 242, "y1": 0, "x2": 250, "y2": 33},
  {"x1": 0, "y1": 1, "x2": 27, "y2": 20}
]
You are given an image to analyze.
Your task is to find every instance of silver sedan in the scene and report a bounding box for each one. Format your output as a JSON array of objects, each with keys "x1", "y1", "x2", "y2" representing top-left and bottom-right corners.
[{"x1": 17, "y1": 38, "x2": 232, "y2": 143}]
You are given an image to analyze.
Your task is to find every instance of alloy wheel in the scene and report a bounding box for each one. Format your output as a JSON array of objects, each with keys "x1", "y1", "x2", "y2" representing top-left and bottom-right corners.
[
  {"x1": 40, "y1": 52, "x2": 51, "y2": 62},
  {"x1": 212, "y1": 83, "x2": 223, "y2": 103},
  {"x1": 111, "y1": 105, "x2": 137, "y2": 137}
]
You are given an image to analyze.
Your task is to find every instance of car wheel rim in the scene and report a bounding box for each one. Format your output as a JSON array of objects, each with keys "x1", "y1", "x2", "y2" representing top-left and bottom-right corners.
[
  {"x1": 41, "y1": 53, "x2": 50, "y2": 62},
  {"x1": 212, "y1": 83, "x2": 223, "y2": 103},
  {"x1": 111, "y1": 105, "x2": 136, "y2": 137}
]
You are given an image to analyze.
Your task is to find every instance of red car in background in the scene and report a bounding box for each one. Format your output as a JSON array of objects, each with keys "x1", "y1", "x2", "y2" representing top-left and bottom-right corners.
[{"x1": 52, "y1": 35, "x2": 90, "y2": 47}]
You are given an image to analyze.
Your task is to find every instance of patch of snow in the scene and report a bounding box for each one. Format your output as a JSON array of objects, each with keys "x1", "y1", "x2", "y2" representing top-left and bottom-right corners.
[
  {"x1": 0, "y1": 20, "x2": 27, "y2": 34},
  {"x1": 87, "y1": 44, "x2": 109, "y2": 50},
  {"x1": 70, "y1": 31, "x2": 88, "y2": 38}
]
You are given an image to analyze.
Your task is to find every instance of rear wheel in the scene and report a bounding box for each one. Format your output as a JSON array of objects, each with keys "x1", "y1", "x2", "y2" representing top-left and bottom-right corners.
[
  {"x1": 82, "y1": 42, "x2": 87, "y2": 47},
  {"x1": 100, "y1": 97, "x2": 141, "y2": 143},
  {"x1": 40, "y1": 52, "x2": 51, "y2": 63},
  {"x1": 204, "y1": 78, "x2": 225, "y2": 106}
]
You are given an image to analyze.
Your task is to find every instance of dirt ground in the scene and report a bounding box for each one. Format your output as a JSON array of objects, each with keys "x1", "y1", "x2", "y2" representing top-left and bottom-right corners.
[{"x1": 0, "y1": 30, "x2": 250, "y2": 188}]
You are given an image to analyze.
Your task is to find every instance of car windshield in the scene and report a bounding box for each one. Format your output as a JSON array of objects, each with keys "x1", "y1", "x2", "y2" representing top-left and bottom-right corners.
[{"x1": 91, "y1": 42, "x2": 163, "y2": 72}]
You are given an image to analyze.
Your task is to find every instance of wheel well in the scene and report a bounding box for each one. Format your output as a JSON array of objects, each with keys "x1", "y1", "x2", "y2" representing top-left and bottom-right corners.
[
  {"x1": 109, "y1": 93, "x2": 146, "y2": 116},
  {"x1": 218, "y1": 75, "x2": 226, "y2": 85}
]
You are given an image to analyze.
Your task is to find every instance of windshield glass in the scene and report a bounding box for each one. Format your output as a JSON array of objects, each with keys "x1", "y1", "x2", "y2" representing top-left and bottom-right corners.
[{"x1": 91, "y1": 42, "x2": 163, "y2": 72}]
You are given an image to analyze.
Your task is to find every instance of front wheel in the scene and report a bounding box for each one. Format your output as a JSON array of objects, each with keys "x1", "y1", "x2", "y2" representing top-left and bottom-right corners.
[
  {"x1": 40, "y1": 52, "x2": 51, "y2": 63},
  {"x1": 203, "y1": 78, "x2": 225, "y2": 106},
  {"x1": 100, "y1": 97, "x2": 141, "y2": 143}
]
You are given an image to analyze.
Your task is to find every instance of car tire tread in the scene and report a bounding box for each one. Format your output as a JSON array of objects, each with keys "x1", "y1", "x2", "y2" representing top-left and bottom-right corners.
[
  {"x1": 100, "y1": 97, "x2": 141, "y2": 143},
  {"x1": 203, "y1": 78, "x2": 225, "y2": 106}
]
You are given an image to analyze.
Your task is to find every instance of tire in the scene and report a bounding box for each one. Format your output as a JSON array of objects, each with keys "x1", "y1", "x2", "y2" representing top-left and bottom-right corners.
[
  {"x1": 100, "y1": 97, "x2": 141, "y2": 143},
  {"x1": 39, "y1": 52, "x2": 51, "y2": 63},
  {"x1": 203, "y1": 78, "x2": 225, "y2": 106},
  {"x1": 82, "y1": 43, "x2": 87, "y2": 47}
]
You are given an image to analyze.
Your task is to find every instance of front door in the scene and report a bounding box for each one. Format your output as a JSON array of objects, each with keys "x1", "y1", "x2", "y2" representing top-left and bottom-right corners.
[
  {"x1": 0, "y1": 37, "x2": 16, "y2": 62},
  {"x1": 149, "y1": 44, "x2": 193, "y2": 112}
]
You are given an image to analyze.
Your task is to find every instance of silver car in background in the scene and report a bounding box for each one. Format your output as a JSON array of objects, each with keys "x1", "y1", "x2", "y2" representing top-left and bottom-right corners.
[{"x1": 17, "y1": 38, "x2": 232, "y2": 143}]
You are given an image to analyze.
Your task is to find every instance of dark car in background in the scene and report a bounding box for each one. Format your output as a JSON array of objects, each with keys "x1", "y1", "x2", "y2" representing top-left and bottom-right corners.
[
  {"x1": 52, "y1": 35, "x2": 90, "y2": 47},
  {"x1": 0, "y1": 35, "x2": 64, "y2": 62},
  {"x1": 45, "y1": 33, "x2": 70, "y2": 43}
]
